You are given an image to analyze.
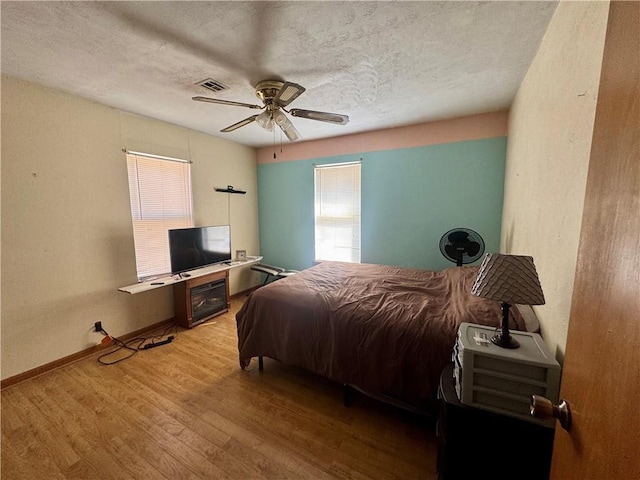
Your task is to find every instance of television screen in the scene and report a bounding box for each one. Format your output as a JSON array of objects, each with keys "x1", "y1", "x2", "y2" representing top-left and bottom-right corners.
[{"x1": 168, "y1": 225, "x2": 231, "y2": 274}]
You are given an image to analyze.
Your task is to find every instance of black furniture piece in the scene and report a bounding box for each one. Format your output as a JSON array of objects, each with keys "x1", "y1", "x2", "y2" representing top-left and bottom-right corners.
[
  {"x1": 251, "y1": 263, "x2": 299, "y2": 285},
  {"x1": 436, "y1": 364, "x2": 555, "y2": 480}
]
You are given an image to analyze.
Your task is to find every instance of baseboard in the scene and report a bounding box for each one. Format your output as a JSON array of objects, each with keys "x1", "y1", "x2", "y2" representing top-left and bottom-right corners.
[
  {"x1": 0, "y1": 290, "x2": 256, "y2": 391},
  {"x1": 0, "y1": 317, "x2": 175, "y2": 390},
  {"x1": 233, "y1": 285, "x2": 259, "y2": 297}
]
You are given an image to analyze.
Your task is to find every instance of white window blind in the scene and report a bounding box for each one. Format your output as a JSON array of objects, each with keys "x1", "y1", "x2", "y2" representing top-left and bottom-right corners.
[
  {"x1": 126, "y1": 152, "x2": 193, "y2": 279},
  {"x1": 314, "y1": 162, "x2": 361, "y2": 263}
]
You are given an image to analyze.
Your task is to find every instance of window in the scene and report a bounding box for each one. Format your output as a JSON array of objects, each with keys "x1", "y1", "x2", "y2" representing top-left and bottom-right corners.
[
  {"x1": 314, "y1": 162, "x2": 361, "y2": 263},
  {"x1": 126, "y1": 151, "x2": 193, "y2": 279}
]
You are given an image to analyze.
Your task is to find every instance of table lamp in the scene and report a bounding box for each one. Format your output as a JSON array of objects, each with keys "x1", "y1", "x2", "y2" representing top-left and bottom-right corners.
[{"x1": 471, "y1": 253, "x2": 545, "y2": 349}]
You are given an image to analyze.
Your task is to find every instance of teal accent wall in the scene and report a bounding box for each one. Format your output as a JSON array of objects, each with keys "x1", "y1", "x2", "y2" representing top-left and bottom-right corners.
[{"x1": 257, "y1": 137, "x2": 507, "y2": 271}]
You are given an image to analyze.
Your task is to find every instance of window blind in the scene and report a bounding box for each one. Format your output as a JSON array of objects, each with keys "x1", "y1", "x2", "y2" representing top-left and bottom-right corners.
[
  {"x1": 314, "y1": 162, "x2": 361, "y2": 263},
  {"x1": 126, "y1": 152, "x2": 193, "y2": 279}
]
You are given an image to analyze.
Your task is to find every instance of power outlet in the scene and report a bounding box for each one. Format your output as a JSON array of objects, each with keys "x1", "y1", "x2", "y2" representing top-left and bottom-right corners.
[{"x1": 94, "y1": 321, "x2": 102, "y2": 333}]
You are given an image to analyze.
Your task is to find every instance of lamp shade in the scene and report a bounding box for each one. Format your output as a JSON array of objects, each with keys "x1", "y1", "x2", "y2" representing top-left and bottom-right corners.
[{"x1": 471, "y1": 253, "x2": 545, "y2": 305}]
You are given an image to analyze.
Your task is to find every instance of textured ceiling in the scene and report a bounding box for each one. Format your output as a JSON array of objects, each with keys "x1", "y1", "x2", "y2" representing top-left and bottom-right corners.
[{"x1": 1, "y1": 1, "x2": 557, "y2": 148}]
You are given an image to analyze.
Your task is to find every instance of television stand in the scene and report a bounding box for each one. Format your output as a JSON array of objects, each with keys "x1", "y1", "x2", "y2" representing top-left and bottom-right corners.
[{"x1": 173, "y1": 269, "x2": 230, "y2": 328}]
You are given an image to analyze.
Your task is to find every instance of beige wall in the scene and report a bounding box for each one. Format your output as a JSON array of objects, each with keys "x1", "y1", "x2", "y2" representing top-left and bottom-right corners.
[
  {"x1": 1, "y1": 76, "x2": 259, "y2": 380},
  {"x1": 503, "y1": 1, "x2": 609, "y2": 360}
]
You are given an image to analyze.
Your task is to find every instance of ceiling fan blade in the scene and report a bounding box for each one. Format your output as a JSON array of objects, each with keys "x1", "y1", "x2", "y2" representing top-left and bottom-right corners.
[
  {"x1": 289, "y1": 108, "x2": 349, "y2": 125},
  {"x1": 279, "y1": 122, "x2": 302, "y2": 142},
  {"x1": 193, "y1": 96, "x2": 263, "y2": 110},
  {"x1": 273, "y1": 82, "x2": 306, "y2": 107},
  {"x1": 221, "y1": 115, "x2": 258, "y2": 133},
  {"x1": 273, "y1": 110, "x2": 302, "y2": 141}
]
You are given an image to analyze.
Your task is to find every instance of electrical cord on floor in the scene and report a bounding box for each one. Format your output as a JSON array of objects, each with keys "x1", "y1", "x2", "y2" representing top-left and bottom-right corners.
[{"x1": 96, "y1": 323, "x2": 178, "y2": 365}]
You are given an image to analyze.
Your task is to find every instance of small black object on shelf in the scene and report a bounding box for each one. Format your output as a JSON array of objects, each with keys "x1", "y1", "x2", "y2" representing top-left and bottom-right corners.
[{"x1": 215, "y1": 185, "x2": 246, "y2": 194}]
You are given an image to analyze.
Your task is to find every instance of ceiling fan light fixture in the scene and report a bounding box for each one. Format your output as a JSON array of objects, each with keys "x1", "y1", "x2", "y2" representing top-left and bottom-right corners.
[
  {"x1": 255, "y1": 110, "x2": 274, "y2": 131},
  {"x1": 273, "y1": 110, "x2": 301, "y2": 141},
  {"x1": 273, "y1": 109, "x2": 286, "y2": 125}
]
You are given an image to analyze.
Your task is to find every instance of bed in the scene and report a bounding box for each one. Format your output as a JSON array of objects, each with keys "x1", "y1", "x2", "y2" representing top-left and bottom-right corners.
[{"x1": 236, "y1": 261, "x2": 534, "y2": 413}]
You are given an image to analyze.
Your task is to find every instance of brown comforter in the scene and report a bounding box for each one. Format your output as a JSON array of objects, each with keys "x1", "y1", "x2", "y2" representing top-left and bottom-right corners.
[{"x1": 236, "y1": 262, "x2": 525, "y2": 410}]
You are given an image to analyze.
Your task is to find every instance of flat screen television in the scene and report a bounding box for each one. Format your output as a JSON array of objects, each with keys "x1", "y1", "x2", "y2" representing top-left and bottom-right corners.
[{"x1": 168, "y1": 225, "x2": 231, "y2": 274}]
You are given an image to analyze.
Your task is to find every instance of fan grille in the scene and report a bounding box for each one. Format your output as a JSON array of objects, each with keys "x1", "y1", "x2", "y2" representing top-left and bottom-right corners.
[{"x1": 439, "y1": 228, "x2": 485, "y2": 266}]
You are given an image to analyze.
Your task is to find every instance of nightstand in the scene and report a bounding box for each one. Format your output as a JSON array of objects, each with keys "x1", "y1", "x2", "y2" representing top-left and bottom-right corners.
[{"x1": 436, "y1": 363, "x2": 555, "y2": 480}]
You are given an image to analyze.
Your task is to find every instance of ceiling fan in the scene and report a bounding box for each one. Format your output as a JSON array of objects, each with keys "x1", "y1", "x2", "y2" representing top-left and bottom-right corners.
[{"x1": 192, "y1": 80, "x2": 349, "y2": 141}]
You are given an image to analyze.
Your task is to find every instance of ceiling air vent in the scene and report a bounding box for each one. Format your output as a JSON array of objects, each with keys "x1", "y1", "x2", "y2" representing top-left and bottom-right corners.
[{"x1": 196, "y1": 78, "x2": 228, "y2": 93}]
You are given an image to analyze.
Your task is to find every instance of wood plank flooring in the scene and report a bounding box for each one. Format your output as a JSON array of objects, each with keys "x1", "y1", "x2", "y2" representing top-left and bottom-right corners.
[{"x1": 1, "y1": 296, "x2": 438, "y2": 479}]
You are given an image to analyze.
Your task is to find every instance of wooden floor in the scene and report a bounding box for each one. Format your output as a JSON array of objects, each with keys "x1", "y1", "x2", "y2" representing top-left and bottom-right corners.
[{"x1": 1, "y1": 296, "x2": 438, "y2": 479}]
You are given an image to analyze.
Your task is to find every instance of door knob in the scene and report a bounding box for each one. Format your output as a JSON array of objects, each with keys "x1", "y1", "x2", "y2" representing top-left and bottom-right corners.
[{"x1": 530, "y1": 395, "x2": 572, "y2": 431}]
